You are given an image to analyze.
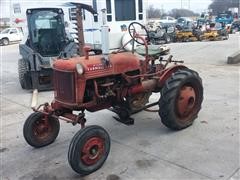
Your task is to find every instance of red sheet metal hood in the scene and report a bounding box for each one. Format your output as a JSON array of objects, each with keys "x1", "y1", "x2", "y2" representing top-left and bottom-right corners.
[{"x1": 53, "y1": 52, "x2": 140, "y2": 77}]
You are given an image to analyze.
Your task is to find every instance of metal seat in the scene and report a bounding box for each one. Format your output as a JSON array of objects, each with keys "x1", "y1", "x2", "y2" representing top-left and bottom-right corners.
[{"x1": 135, "y1": 44, "x2": 170, "y2": 56}]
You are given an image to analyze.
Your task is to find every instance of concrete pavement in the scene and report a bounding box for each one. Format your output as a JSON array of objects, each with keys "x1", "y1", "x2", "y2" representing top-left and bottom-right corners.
[{"x1": 0, "y1": 34, "x2": 239, "y2": 180}]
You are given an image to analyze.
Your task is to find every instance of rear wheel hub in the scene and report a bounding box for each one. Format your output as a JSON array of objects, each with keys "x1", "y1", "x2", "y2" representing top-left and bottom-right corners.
[{"x1": 177, "y1": 85, "x2": 196, "y2": 118}]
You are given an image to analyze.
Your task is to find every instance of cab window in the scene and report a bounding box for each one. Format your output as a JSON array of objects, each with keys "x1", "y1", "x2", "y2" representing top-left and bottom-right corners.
[
  {"x1": 10, "y1": 29, "x2": 18, "y2": 34},
  {"x1": 115, "y1": 0, "x2": 136, "y2": 21},
  {"x1": 1, "y1": 29, "x2": 10, "y2": 34}
]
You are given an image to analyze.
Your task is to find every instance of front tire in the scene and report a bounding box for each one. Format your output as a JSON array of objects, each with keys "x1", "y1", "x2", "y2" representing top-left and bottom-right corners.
[
  {"x1": 68, "y1": 125, "x2": 110, "y2": 175},
  {"x1": 23, "y1": 112, "x2": 60, "y2": 148},
  {"x1": 2, "y1": 38, "x2": 9, "y2": 46},
  {"x1": 159, "y1": 69, "x2": 203, "y2": 130}
]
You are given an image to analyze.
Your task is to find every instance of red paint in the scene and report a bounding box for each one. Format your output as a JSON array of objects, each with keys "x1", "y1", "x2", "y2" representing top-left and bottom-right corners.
[
  {"x1": 54, "y1": 52, "x2": 140, "y2": 76},
  {"x1": 81, "y1": 137, "x2": 105, "y2": 166},
  {"x1": 177, "y1": 85, "x2": 196, "y2": 118},
  {"x1": 158, "y1": 65, "x2": 187, "y2": 88},
  {"x1": 14, "y1": 18, "x2": 25, "y2": 24},
  {"x1": 84, "y1": 46, "x2": 91, "y2": 60}
]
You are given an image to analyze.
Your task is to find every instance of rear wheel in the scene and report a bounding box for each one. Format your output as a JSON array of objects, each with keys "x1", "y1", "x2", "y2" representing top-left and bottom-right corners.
[
  {"x1": 18, "y1": 59, "x2": 28, "y2": 89},
  {"x1": 68, "y1": 125, "x2": 110, "y2": 175},
  {"x1": 23, "y1": 112, "x2": 60, "y2": 148},
  {"x1": 159, "y1": 69, "x2": 203, "y2": 130},
  {"x1": 224, "y1": 33, "x2": 229, "y2": 40},
  {"x1": 163, "y1": 34, "x2": 171, "y2": 44}
]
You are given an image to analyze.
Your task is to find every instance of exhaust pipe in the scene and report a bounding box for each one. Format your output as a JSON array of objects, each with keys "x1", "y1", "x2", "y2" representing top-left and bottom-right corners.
[
  {"x1": 128, "y1": 79, "x2": 157, "y2": 95},
  {"x1": 101, "y1": 9, "x2": 110, "y2": 63},
  {"x1": 31, "y1": 89, "x2": 38, "y2": 108}
]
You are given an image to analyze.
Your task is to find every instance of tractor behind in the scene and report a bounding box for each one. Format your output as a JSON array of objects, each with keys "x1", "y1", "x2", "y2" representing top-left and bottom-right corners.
[{"x1": 18, "y1": 8, "x2": 77, "y2": 90}]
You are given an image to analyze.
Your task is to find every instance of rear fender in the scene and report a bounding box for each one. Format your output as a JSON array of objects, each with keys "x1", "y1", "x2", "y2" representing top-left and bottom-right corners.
[{"x1": 158, "y1": 65, "x2": 188, "y2": 88}]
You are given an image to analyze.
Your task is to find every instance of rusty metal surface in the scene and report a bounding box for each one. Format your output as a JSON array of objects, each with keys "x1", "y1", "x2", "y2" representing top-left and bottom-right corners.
[
  {"x1": 53, "y1": 52, "x2": 141, "y2": 78},
  {"x1": 127, "y1": 92, "x2": 152, "y2": 112},
  {"x1": 128, "y1": 79, "x2": 157, "y2": 95},
  {"x1": 76, "y1": 7, "x2": 84, "y2": 56},
  {"x1": 53, "y1": 70, "x2": 75, "y2": 103},
  {"x1": 177, "y1": 85, "x2": 196, "y2": 118},
  {"x1": 81, "y1": 137, "x2": 105, "y2": 166}
]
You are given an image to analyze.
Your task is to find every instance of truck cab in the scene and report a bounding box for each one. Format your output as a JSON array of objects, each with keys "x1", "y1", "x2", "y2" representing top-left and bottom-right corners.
[{"x1": 215, "y1": 12, "x2": 233, "y2": 25}]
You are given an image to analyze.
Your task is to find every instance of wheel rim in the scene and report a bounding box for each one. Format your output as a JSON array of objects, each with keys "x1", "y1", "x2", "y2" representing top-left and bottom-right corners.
[
  {"x1": 176, "y1": 85, "x2": 196, "y2": 119},
  {"x1": 33, "y1": 118, "x2": 53, "y2": 140},
  {"x1": 167, "y1": 36, "x2": 170, "y2": 42},
  {"x1": 3, "y1": 39, "x2": 8, "y2": 45},
  {"x1": 81, "y1": 137, "x2": 104, "y2": 166}
]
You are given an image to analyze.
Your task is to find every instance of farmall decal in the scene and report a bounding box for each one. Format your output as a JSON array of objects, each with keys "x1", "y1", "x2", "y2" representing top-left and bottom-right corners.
[{"x1": 87, "y1": 64, "x2": 112, "y2": 71}]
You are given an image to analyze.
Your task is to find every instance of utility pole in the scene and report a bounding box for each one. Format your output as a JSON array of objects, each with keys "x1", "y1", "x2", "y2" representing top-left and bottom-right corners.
[
  {"x1": 239, "y1": 0, "x2": 240, "y2": 16},
  {"x1": 10, "y1": 0, "x2": 13, "y2": 26},
  {"x1": 188, "y1": 0, "x2": 190, "y2": 9},
  {"x1": 181, "y1": 0, "x2": 183, "y2": 9},
  {"x1": 161, "y1": 4, "x2": 164, "y2": 16}
]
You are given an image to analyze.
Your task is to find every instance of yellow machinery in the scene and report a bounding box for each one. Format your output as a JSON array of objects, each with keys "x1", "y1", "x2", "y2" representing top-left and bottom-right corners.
[
  {"x1": 200, "y1": 30, "x2": 221, "y2": 41},
  {"x1": 175, "y1": 30, "x2": 200, "y2": 42}
]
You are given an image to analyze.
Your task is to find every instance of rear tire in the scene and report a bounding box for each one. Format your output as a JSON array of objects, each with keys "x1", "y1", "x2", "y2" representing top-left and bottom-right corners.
[
  {"x1": 18, "y1": 59, "x2": 29, "y2": 89},
  {"x1": 159, "y1": 69, "x2": 203, "y2": 130},
  {"x1": 163, "y1": 34, "x2": 171, "y2": 44},
  {"x1": 225, "y1": 33, "x2": 229, "y2": 40},
  {"x1": 68, "y1": 125, "x2": 110, "y2": 175}
]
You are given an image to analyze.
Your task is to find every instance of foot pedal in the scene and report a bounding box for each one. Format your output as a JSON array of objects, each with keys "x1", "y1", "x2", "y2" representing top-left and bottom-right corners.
[{"x1": 113, "y1": 116, "x2": 134, "y2": 125}]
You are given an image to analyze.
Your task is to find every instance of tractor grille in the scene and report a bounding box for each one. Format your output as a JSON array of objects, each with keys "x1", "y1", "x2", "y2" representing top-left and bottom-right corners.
[{"x1": 54, "y1": 70, "x2": 75, "y2": 103}]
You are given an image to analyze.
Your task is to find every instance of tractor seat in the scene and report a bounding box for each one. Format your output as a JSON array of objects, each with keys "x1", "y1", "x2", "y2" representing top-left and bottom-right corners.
[{"x1": 135, "y1": 44, "x2": 170, "y2": 56}]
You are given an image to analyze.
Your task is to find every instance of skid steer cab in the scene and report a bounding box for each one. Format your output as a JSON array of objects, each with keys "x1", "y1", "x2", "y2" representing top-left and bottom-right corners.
[
  {"x1": 18, "y1": 8, "x2": 77, "y2": 91},
  {"x1": 23, "y1": 21, "x2": 203, "y2": 175}
]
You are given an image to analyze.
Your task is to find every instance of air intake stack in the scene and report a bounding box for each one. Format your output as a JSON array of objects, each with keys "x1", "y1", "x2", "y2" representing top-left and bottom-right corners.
[{"x1": 101, "y1": 9, "x2": 110, "y2": 63}]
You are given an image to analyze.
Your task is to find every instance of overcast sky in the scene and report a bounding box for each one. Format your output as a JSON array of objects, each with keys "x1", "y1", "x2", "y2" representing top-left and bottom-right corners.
[{"x1": 0, "y1": 0, "x2": 212, "y2": 18}]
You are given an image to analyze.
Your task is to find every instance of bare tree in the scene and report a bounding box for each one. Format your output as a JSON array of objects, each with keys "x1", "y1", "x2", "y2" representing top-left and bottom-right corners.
[
  {"x1": 147, "y1": 5, "x2": 162, "y2": 18},
  {"x1": 209, "y1": 0, "x2": 240, "y2": 15},
  {"x1": 169, "y1": 9, "x2": 199, "y2": 19}
]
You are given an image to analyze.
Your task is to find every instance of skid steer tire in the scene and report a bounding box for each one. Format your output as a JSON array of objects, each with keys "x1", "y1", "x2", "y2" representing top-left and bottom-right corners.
[
  {"x1": 18, "y1": 59, "x2": 29, "y2": 89},
  {"x1": 159, "y1": 69, "x2": 203, "y2": 130}
]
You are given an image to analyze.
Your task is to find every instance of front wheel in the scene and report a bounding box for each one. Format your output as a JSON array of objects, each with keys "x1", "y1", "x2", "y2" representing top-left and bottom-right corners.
[
  {"x1": 2, "y1": 38, "x2": 9, "y2": 46},
  {"x1": 159, "y1": 69, "x2": 203, "y2": 130},
  {"x1": 68, "y1": 125, "x2": 110, "y2": 175},
  {"x1": 23, "y1": 112, "x2": 60, "y2": 148}
]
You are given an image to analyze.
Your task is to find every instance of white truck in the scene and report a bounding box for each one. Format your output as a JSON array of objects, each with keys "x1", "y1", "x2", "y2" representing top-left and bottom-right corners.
[
  {"x1": 0, "y1": 27, "x2": 23, "y2": 45},
  {"x1": 10, "y1": 0, "x2": 146, "y2": 50},
  {"x1": 68, "y1": 0, "x2": 146, "y2": 51}
]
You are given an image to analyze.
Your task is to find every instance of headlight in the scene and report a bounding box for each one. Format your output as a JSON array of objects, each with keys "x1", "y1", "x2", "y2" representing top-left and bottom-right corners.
[{"x1": 76, "y1": 64, "x2": 84, "y2": 75}]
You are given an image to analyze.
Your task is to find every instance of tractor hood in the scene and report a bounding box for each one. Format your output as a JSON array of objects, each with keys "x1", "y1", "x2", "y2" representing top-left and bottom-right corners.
[{"x1": 53, "y1": 52, "x2": 141, "y2": 79}]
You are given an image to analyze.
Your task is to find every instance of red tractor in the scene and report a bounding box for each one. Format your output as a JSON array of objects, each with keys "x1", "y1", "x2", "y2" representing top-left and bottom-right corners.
[{"x1": 23, "y1": 22, "x2": 203, "y2": 175}]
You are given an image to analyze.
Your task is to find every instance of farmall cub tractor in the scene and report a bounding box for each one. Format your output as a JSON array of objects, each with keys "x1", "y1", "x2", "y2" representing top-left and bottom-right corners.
[{"x1": 23, "y1": 11, "x2": 203, "y2": 175}]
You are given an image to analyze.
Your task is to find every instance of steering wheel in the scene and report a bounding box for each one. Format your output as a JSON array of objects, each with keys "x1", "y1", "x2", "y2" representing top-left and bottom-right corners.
[{"x1": 128, "y1": 22, "x2": 149, "y2": 45}]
